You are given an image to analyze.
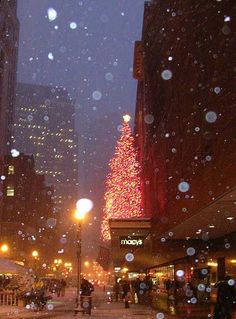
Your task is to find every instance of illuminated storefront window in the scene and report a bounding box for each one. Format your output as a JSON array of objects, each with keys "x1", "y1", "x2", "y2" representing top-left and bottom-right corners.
[
  {"x1": 7, "y1": 185, "x2": 15, "y2": 196},
  {"x1": 8, "y1": 165, "x2": 15, "y2": 175}
]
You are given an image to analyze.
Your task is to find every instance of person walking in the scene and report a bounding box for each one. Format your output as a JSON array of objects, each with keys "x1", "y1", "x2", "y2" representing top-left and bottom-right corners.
[
  {"x1": 213, "y1": 276, "x2": 236, "y2": 319},
  {"x1": 80, "y1": 278, "x2": 94, "y2": 315},
  {"x1": 113, "y1": 281, "x2": 120, "y2": 302},
  {"x1": 144, "y1": 275, "x2": 153, "y2": 305},
  {"x1": 122, "y1": 279, "x2": 131, "y2": 308},
  {"x1": 60, "y1": 278, "x2": 67, "y2": 297},
  {"x1": 133, "y1": 276, "x2": 141, "y2": 304},
  {"x1": 81, "y1": 278, "x2": 94, "y2": 296}
]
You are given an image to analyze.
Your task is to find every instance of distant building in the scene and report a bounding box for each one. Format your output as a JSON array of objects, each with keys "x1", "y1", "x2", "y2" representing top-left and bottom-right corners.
[
  {"x1": 1, "y1": 153, "x2": 55, "y2": 261},
  {"x1": 134, "y1": 0, "x2": 236, "y2": 281},
  {"x1": 13, "y1": 83, "x2": 79, "y2": 215},
  {"x1": 0, "y1": 0, "x2": 19, "y2": 157}
]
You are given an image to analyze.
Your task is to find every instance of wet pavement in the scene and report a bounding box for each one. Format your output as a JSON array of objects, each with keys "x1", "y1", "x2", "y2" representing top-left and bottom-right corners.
[{"x1": 0, "y1": 287, "x2": 236, "y2": 318}]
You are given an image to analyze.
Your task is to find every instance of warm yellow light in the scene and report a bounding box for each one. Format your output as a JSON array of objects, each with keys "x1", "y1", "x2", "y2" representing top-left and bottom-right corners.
[
  {"x1": 76, "y1": 198, "x2": 93, "y2": 215},
  {"x1": 230, "y1": 259, "x2": 236, "y2": 264},
  {"x1": 32, "y1": 250, "x2": 39, "y2": 258},
  {"x1": 207, "y1": 262, "x2": 218, "y2": 267},
  {"x1": 1, "y1": 244, "x2": 9, "y2": 253},
  {"x1": 84, "y1": 261, "x2": 90, "y2": 267},
  {"x1": 122, "y1": 267, "x2": 129, "y2": 273},
  {"x1": 54, "y1": 258, "x2": 62, "y2": 265},
  {"x1": 123, "y1": 114, "x2": 131, "y2": 122},
  {"x1": 65, "y1": 262, "x2": 72, "y2": 267},
  {"x1": 74, "y1": 209, "x2": 87, "y2": 220}
]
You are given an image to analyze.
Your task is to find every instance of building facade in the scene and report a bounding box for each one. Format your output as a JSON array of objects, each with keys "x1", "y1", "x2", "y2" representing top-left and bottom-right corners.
[
  {"x1": 1, "y1": 153, "x2": 55, "y2": 262},
  {"x1": 0, "y1": 0, "x2": 19, "y2": 158},
  {"x1": 13, "y1": 83, "x2": 79, "y2": 215},
  {"x1": 134, "y1": 0, "x2": 236, "y2": 282}
]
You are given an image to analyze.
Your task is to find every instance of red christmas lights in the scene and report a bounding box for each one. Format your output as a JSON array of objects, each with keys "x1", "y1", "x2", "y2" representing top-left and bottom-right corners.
[{"x1": 101, "y1": 115, "x2": 143, "y2": 241}]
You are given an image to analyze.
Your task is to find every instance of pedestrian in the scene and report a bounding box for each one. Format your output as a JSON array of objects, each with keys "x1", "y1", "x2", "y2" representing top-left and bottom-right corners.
[
  {"x1": 60, "y1": 278, "x2": 67, "y2": 297},
  {"x1": 113, "y1": 281, "x2": 120, "y2": 302},
  {"x1": 56, "y1": 279, "x2": 62, "y2": 297},
  {"x1": 79, "y1": 278, "x2": 94, "y2": 315},
  {"x1": 122, "y1": 279, "x2": 131, "y2": 308},
  {"x1": 81, "y1": 278, "x2": 94, "y2": 296},
  {"x1": 213, "y1": 276, "x2": 236, "y2": 319},
  {"x1": 133, "y1": 276, "x2": 141, "y2": 304},
  {"x1": 165, "y1": 278, "x2": 172, "y2": 299},
  {"x1": 144, "y1": 275, "x2": 153, "y2": 305}
]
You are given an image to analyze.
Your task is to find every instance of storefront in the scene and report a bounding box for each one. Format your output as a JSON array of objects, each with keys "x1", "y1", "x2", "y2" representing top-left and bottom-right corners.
[{"x1": 109, "y1": 218, "x2": 153, "y2": 277}]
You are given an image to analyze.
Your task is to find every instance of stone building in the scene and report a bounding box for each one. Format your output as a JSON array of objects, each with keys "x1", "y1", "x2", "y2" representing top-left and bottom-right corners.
[
  {"x1": 134, "y1": 0, "x2": 236, "y2": 281},
  {"x1": 1, "y1": 153, "x2": 55, "y2": 262}
]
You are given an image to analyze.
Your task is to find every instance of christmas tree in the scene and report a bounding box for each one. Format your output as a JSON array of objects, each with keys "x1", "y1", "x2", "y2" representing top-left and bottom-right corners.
[{"x1": 101, "y1": 115, "x2": 143, "y2": 241}]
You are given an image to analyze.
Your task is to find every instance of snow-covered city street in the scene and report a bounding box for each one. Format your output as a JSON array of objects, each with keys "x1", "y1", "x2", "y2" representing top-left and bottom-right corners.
[{"x1": 0, "y1": 1, "x2": 236, "y2": 319}]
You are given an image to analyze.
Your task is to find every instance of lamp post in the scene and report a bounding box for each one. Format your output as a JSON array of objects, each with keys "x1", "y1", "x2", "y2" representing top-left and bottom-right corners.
[
  {"x1": 74, "y1": 198, "x2": 93, "y2": 315},
  {"x1": 32, "y1": 250, "x2": 39, "y2": 275}
]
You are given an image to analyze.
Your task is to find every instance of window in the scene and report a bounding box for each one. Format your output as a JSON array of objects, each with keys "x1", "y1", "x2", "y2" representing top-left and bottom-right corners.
[
  {"x1": 8, "y1": 165, "x2": 15, "y2": 175},
  {"x1": 6, "y1": 186, "x2": 14, "y2": 197}
]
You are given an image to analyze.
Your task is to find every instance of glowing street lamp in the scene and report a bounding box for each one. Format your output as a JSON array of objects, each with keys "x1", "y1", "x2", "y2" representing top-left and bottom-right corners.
[
  {"x1": 54, "y1": 258, "x2": 62, "y2": 265},
  {"x1": 74, "y1": 198, "x2": 93, "y2": 314},
  {"x1": 31, "y1": 250, "x2": 39, "y2": 275},
  {"x1": 0, "y1": 243, "x2": 9, "y2": 254},
  {"x1": 75, "y1": 198, "x2": 93, "y2": 216},
  {"x1": 32, "y1": 250, "x2": 39, "y2": 259}
]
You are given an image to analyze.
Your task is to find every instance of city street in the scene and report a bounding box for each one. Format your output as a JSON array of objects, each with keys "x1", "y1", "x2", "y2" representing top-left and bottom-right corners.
[
  {"x1": 0, "y1": 1, "x2": 236, "y2": 319},
  {"x1": 1, "y1": 287, "x2": 236, "y2": 319}
]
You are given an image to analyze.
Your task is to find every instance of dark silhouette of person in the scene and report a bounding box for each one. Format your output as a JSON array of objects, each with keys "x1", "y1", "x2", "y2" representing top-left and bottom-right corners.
[
  {"x1": 113, "y1": 281, "x2": 120, "y2": 302},
  {"x1": 133, "y1": 277, "x2": 141, "y2": 304},
  {"x1": 122, "y1": 279, "x2": 131, "y2": 308},
  {"x1": 144, "y1": 275, "x2": 153, "y2": 305},
  {"x1": 213, "y1": 276, "x2": 236, "y2": 319},
  {"x1": 81, "y1": 278, "x2": 94, "y2": 296},
  {"x1": 60, "y1": 278, "x2": 67, "y2": 297}
]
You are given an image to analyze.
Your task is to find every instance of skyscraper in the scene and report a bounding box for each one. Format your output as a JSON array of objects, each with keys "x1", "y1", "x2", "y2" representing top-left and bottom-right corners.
[
  {"x1": 0, "y1": 0, "x2": 19, "y2": 158},
  {"x1": 13, "y1": 83, "x2": 79, "y2": 216}
]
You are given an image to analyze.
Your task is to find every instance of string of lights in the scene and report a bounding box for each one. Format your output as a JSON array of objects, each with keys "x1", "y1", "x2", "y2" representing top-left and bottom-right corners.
[{"x1": 101, "y1": 115, "x2": 143, "y2": 241}]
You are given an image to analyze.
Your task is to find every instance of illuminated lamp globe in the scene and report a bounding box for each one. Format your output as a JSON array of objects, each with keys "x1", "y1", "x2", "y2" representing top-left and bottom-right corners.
[
  {"x1": 123, "y1": 114, "x2": 131, "y2": 122},
  {"x1": 32, "y1": 250, "x2": 39, "y2": 258},
  {"x1": 76, "y1": 198, "x2": 93, "y2": 215},
  {"x1": 1, "y1": 244, "x2": 9, "y2": 253}
]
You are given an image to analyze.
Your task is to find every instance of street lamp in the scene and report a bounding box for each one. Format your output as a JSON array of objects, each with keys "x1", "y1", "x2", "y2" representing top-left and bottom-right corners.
[
  {"x1": 31, "y1": 250, "x2": 39, "y2": 275},
  {"x1": 32, "y1": 250, "x2": 39, "y2": 259},
  {"x1": 74, "y1": 198, "x2": 93, "y2": 315},
  {"x1": 0, "y1": 243, "x2": 9, "y2": 254}
]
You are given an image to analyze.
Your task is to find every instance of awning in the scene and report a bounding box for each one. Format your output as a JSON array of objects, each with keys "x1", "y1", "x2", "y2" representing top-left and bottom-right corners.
[{"x1": 0, "y1": 258, "x2": 28, "y2": 275}]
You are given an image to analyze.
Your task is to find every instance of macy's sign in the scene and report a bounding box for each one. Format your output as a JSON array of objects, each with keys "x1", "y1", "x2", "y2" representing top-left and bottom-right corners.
[{"x1": 120, "y1": 236, "x2": 144, "y2": 248}]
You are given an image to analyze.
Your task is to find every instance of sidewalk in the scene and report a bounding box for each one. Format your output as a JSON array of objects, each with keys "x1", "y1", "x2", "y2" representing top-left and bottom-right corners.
[{"x1": 0, "y1": 287, "x2": 236, "y2": 319}]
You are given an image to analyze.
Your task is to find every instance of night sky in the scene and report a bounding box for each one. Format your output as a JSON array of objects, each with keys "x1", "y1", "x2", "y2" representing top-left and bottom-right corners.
[
  {"x1": 17, "y1": 0, "x2": 144, "y2": 112},
  {"x1": 16, "y1": 0, "x2": 145, "y2": 256}
]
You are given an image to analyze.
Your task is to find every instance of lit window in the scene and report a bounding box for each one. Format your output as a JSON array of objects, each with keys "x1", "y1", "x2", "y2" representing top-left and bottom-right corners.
[
  {"x1": 8, "y1": 165, "x2": 14, "y2": 175},
  {"x1": 7, "y1": 186, "x2": 14, "y2": 196}
]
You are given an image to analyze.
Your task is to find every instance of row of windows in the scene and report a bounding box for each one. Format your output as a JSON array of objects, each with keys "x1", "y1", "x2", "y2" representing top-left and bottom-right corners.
[{"x1": 8, "y1": 165, "x2": 14, "y2": 174}]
